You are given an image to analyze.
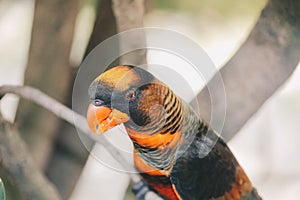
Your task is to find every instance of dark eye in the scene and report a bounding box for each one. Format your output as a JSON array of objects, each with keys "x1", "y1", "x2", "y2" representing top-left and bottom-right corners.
[
  {"x1": 92, "y1": 99, "x2": 104, "y2": 106},
  {"x1": 125, "y1": 89, "x2": 136, "y2": 101}
]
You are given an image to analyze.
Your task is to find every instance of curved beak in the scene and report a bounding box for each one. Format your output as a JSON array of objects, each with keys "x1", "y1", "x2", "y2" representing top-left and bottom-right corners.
[{"x1": 87, "y1": 104, "x2": 130, "y2": 134}]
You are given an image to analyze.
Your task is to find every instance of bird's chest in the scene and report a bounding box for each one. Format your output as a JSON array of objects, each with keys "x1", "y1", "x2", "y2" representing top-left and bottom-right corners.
[{"x1": 133, "y1": 150, "x2": 181, "y2": 200}]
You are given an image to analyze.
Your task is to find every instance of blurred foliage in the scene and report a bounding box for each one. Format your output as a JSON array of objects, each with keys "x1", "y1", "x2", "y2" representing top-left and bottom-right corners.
[
  {"x1": 0, "y1": 178, "x2": 5, "y2": 200},
  {"x1": 153, "y1": 0, "x2": 267, "y2": 17}
]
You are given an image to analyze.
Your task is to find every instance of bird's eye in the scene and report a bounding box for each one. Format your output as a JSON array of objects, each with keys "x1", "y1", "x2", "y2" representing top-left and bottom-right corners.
[
  {"x1": 125, "y1": 89, "x2": 136, "y2": 101},
  {"x1": 92, "y1": 99, "x2": 104, "y2": 106}
]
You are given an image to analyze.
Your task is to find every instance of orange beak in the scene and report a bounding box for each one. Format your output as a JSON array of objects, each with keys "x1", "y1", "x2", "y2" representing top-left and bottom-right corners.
[{"x1": 87, "y1": 104, "x2": 130, "y2": 134}]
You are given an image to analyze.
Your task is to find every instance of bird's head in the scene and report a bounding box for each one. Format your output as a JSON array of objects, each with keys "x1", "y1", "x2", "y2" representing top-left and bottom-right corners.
[{"x1": 87, "y1": 65, "x2": 173, "y2": 135}]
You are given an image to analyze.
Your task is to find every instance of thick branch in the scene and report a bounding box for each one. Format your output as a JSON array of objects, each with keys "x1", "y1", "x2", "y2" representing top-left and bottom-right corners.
[
  {"x1": 111, "y1": 0, "x2": 147, "y2": 65},
  {"x1": 0, "y1": 118, "x2": 61, "y2": 200},
  {"x1": 197, "y1": 0, "x2": 300, "y2": 141}
]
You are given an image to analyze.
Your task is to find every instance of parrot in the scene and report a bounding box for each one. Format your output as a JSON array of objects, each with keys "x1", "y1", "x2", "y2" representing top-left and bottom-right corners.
[{"x1": 86, "y1": 65, "x2": 262, "y2": 200}]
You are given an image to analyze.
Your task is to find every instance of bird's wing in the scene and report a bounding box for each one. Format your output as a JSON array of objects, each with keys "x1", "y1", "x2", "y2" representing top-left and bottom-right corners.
[{"x1": 170, "y1": 131, "x2": 257, "y2": 200}]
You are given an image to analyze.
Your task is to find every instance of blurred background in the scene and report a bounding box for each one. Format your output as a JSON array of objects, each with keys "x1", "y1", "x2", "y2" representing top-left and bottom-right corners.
[{"x1": 0, "y1": 0, "x2": 299, "y2": 199}]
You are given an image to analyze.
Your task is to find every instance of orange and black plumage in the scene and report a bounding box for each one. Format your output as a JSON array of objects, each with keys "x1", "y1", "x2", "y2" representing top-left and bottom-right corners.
[{"x1": 87, "y1": 65, "x2": 262, "y2": 200}]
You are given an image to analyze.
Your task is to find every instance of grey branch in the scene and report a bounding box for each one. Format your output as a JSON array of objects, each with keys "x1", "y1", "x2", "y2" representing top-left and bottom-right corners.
[
  {"x1": 197, "y1": 0, "x2": 300, "y2": 141},
  {"x1": 112, "y1": 0, "x2": 147, "y2": 65},
  {"x1": 0, "y1": 85, "x2": 163, "y2": 200}
]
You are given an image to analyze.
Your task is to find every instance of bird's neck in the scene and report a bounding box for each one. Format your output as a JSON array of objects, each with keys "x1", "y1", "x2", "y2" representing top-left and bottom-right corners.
[{"x1": 126, "y1": 100, "x2": 205, "y2": 173}]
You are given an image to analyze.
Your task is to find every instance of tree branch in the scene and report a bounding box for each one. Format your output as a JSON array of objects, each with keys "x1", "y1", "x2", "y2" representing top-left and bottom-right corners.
[
  {"x1": 0, "y1": 85, "x2": 163, "y2": 200},
  {"x1": 197, "y1": 0, "x2": 300, "y2": 141},
  {"x1": 111, "y1": 0, "x2": 147, "y2": 65}
]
